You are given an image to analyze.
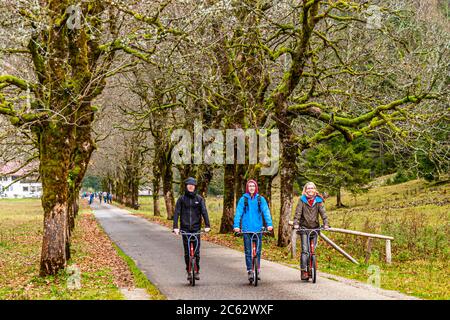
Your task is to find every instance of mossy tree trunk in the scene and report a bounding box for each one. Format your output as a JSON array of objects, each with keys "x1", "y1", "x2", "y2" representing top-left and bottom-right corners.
[
  {"x1": 124, "y1": 143, "x2": 141, "y2": 209},
  {"x1": 197, "y1": 165, "x2": 213, "y2": 199},
  {"x1": 152, "y1": 165, "x2": 161, "y2": 216},
  {"x1": 258, "y1": 174, "x2": 274, "y2": 210},
  {"x1": 277, "y1": 132, "x2": 297, "y2": 247},
  {"x1": 0, "y1": 0, "x2": 182, "y2": 274},
  {"x1": 67, "y1": 104, "x2": 96, "y2": 258},
  {"x1": 115, "y1": 178, "x2": 124, "y2": 204},
  {"x1": 33, "y1": 0, "x2": 114, "y2": 275},
  {"x1": 220, "y1": 163, "x2": 236, "y2": 233},
  {"x1": 162, "y1": 159, "x2": 175, "y2": 220},
  {"x1": 336, "y1": 186, "x2": 346, "y2": 208},
  {"x1": 38, "y1": 126, "x2": 72, "y2": 276},
  {"x1": 234, "y1": 164, "x2": 247, "y2": 203}
]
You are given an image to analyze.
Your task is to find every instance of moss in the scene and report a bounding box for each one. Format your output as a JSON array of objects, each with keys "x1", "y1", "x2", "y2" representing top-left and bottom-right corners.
[
  {"x1": 21, "y1": 113, "x2": 40, "y2": 122},
  {"x1": 54, "y1": 12, "x2": 68, "y2": 28},
  {"x1": 67, "y1": 176, "x2": 74, "y2": 188},
  {"x1": 0, "y1": 75, "x2": 30, "y2": 90},
  {"x1": 67, "y1": 165, "x2": 82, "y2": 190},
  {"x1": 72, "y1": 165, "x2": 81, "y2": 176},
  {"x1": 10, "y1": 116, "x2": 20, "y2": 125}
]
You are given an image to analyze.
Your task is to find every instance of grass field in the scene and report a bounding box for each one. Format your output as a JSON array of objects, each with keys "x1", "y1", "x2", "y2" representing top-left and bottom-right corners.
[
  {"x1": 123, "y1": 177, "x2": 449, "y2": 300},
  {"x1": 0, "y1": 199, "x2": 163, "y2": 300}
]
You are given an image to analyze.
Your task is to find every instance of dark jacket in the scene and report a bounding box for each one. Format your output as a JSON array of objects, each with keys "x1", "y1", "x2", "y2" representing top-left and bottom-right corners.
[
  {"x1": 293, "y1": 195, "x2": 329, "y2": 229},
  {"x1": 173, "y1": 192, "x2": 210, "y2": 231}
]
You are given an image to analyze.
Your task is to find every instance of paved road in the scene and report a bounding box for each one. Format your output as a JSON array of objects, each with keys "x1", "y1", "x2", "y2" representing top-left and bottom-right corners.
[{"x1": 91, "y1": 202, "x2": 416, "y2": 300}]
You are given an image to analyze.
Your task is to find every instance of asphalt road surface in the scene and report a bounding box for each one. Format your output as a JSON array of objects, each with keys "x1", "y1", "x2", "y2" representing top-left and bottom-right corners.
[{"x1": 91, "y1": 202, "x2": 416, "y2": 300}]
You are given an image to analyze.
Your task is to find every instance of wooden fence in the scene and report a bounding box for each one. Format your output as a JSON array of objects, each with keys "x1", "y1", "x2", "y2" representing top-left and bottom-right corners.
[{"x1": 288, "y1": 221, "x2": 394, "y2": 264}]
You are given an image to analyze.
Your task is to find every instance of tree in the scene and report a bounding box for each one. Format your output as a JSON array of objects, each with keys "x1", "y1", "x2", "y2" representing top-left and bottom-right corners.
[
  {"x1": 81, "y1": 175, "x2": 100, "y2": 191},
  {"x1": 0, "y1": 0, "x2": 180, "y2": 275},
  {"x1": 299, "y1": 136, "x2": 372, "y2": 207}
]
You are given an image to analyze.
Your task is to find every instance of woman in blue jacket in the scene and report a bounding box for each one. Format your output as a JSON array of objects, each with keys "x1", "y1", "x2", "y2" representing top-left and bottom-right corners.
[{"x1": 233, "y1": 179, "x2": 273, "y2": 282}]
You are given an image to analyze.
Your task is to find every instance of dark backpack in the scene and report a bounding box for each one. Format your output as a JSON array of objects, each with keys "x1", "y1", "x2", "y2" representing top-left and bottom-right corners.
[{"x1": 241, "y1": 195, "x2": 267, "y2": 229}]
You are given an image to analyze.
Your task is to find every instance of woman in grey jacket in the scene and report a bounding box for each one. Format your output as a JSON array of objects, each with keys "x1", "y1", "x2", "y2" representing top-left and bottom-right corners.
[{"x1": 293, "y1": 182, "x2": 330, "y2": 280}]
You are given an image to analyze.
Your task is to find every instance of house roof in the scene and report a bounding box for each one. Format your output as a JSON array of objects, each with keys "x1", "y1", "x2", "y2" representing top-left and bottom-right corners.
[{"x1": 0, "y1": 161, "x2": 39, "y2": 176}]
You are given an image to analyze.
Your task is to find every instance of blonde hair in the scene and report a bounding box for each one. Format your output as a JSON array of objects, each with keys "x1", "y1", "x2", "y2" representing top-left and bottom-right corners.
[{"x1": 302, "y1": 182, "x2": 318, "y2": 196}]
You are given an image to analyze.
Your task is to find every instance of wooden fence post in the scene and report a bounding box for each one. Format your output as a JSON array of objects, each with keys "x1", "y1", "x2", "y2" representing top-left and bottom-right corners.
[
  {"x1": 385, "y1": 239, "x2": 392, "y2": 264},
  {"x1": 288, "y1": 221, "x2": 394, "y2": 264},
  {"x1": 365, "y1": 237, "x2": 373, "y2": 264},
  {"x1": 290, "y1": 229, "x2": 297, "y2": 258}
]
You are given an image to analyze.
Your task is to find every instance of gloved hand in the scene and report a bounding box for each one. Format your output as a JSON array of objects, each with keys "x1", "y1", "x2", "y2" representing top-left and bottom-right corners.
[
  {"x1": 204, "y1": 227, "x2": 211, "y2": 233},
  {"x1": 173, "y1": 228, "x2": 180, "y2": 235},
  {"x1": 293, "y1": 225, "x2": 299, "y2": 229}
]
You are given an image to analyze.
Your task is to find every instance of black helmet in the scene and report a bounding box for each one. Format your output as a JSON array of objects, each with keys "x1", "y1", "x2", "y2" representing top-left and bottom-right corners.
[{"x1": 184, "y1": 177, "x2": 197, "y2": 186}]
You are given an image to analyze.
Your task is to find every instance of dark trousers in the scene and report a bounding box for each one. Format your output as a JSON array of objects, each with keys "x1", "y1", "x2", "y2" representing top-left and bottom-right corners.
[
  {"x1": 243, "y1": 233, "x2": 262, "y2": 272},
  {"x1": 182, "y1": 234, "x2": 201, "y2": 272},
  {"x1": 300, "y1": 231, "x2": 318, "y2": 271}
]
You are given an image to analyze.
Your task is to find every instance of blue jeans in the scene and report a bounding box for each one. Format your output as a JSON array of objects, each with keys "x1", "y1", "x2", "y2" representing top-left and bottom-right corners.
[{"x1": 243, "y1": 233, "x2": 262, "y2": 272}]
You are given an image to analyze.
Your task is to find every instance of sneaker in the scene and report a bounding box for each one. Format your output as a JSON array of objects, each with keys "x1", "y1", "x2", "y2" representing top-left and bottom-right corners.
[
  {"x1": 187, "y1": 272, "x2": 192, "y2": 281},
  {"x1": 247, "y1": 271, "x2": 254, "y2": 282},
  {"x1": 257, "y1": 270, "x2": 261, "y2": 280},
  {"x1": 301, "y1": 270, "x2": 309, "y2": 280},
  {"x1": 194, "y1": 272, "x2": 200, "y2": 280}
]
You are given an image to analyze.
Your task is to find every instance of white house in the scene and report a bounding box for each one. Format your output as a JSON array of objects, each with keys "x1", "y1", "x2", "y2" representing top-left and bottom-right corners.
[
  {"x1": 138, "y1": 188, "x2": 153, "y2": 196},
  {"x1": 0, "y1": 162, "x2": 42, "y2": 198}
]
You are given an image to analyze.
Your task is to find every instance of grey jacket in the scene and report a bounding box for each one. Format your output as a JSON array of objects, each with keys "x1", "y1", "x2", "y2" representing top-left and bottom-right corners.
[{"x1": 293, "y1": 195, "x2": 329, "y2": 229}]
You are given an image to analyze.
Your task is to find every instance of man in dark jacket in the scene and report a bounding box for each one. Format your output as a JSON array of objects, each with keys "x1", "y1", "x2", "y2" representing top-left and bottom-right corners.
[{"x1": 173, "y1": 177, "x2": 211, "y2": 280}]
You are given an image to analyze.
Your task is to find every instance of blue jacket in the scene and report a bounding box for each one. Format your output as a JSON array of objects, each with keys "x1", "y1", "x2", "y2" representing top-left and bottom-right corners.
[
  {"x1": 300, "y1": 194, "x2": 323, "y2": 206},
  {"x1": 233, "y1": 193, "x2": 273, "y2": 232}
]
